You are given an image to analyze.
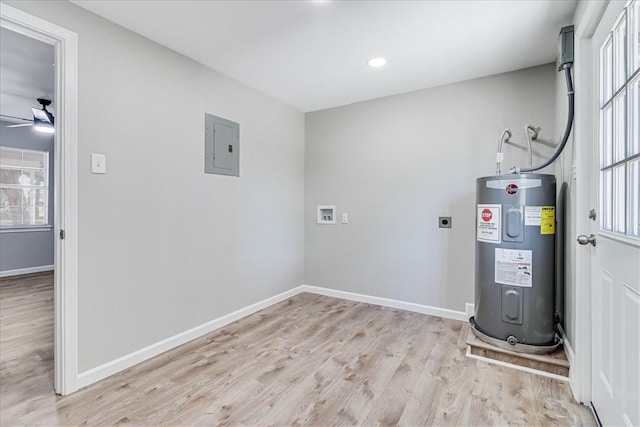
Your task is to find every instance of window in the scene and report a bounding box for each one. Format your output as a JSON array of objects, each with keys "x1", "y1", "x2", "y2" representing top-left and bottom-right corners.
[
  {"x1": 599, "y1": 0, "x2": 640, "y2": 238},
  {"x1": 0, "y1": 147, "x2": 49, "y2": 227}
]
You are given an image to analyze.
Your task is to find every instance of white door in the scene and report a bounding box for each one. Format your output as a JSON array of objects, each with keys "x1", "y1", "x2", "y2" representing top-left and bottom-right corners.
[{"x1": 590, "y1": 1, "x2": 640, "y2": 426}]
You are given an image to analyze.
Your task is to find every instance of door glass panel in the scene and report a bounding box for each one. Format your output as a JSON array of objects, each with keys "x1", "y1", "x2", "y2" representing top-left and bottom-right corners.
[
  {"x1": 631, "y1": 0, "x2": 640, "y2": 73},
  {"x1": 630, "y1": 74, "x2": 640, "y2": 156},
  {"x1": 614, "y1": 15, "x2": 627, "y2": 90},
  {"x1": 629, "y1": 158, "x2": 640, "y2": 236},
  {"x1": 614, "y1": 90, "x2": 627, "y2": 162},
  {"x1": 613, "y1": 164, "x2": 627, "y2": 233},
  {"x1": 602, "y1": 103, "x2": 613, "y2": 166},
  {"x1": 601, "y1": 169, "x2": 613, "y2": 231},
  {"x1": 602, "y1": 37, "x2": 614, "y2": 105}
]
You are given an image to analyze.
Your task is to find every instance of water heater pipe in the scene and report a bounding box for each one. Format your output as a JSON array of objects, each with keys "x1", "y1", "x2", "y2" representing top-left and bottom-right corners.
[
  {"x1": 524, "y1": 124, "x2": 542, "y2": 169},
  {"x1": 496, "y1": 128, "x2": 512, "y2": 175},
  {"x1": 510, "y1": 63, "x2": 574, "y2": 174}
]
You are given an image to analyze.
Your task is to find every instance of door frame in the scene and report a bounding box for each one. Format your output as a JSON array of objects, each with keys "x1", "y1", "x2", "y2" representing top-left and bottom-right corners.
[
  {"x1": 572, "y1": 0, "x2": 619, "y2": 405},
  {"x1": 0, "y1": 4, "x2": 78, "y2": 395}
]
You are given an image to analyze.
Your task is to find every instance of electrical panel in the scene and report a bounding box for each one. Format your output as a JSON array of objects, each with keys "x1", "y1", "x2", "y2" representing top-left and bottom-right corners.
[{"x1": 205, "y1": 113, "x2": 239, "y2": 177}]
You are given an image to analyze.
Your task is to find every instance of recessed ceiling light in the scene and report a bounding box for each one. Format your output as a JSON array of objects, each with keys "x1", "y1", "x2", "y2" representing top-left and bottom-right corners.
[{"x1": 367, "y1": 57, "x2": 386, "y2": 68}]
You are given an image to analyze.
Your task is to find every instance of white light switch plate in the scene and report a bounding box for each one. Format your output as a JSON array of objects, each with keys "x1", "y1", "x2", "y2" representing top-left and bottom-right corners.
[
  {"x1": 91, "y1": 153, "x2": 106, "y2": 174},
  {"x1": 342, "y1": 213, "x2": 349, "y2": 224}
]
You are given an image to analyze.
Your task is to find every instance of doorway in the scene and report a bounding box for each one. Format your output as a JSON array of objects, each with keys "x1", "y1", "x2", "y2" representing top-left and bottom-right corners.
[
  {"x1": 0, "y1": 4, "x2": 78, "y2": 395},
  {"x1": 0, "y1": 28, "x2": 55, "y2": 274}
]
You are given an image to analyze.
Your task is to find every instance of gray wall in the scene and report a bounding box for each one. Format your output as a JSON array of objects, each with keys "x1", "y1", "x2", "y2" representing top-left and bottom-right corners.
[
  {"x1": 554, "y1": 63, "x2": 574, "y2": 343},
  {"x1": 0, "y1": 120, "x2": 55, "y2": 272},
  {"x1": 305, "y1": 64, "x2": 557, "y2": 312},
  {"x1": 7, "y1": 1, "x2": 305, "y2": 373},
  {"x1": 554, "y1": 2, "x2": 588, "y2": 345}
]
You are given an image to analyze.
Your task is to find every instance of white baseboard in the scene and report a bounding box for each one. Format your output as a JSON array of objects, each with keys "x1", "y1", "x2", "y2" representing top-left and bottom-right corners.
[
  {"x1": 557, "y1": 323, "x2": 574, "y2": 366},
  {"x1": 300, "y1": 284, "x2": 469, "y2": 322},
  {"x1": 76, "y1": 285, "x2": 304, "y2": 389},
  {"x1": 76, "y1": 283, "x2": 468, "y2": 390},
  {"x1": 556, "y1": 323, "x2": 580, "y2": 400},
  {"x1": 0, "y1": 264, "x2": 54, "y2": 278}
]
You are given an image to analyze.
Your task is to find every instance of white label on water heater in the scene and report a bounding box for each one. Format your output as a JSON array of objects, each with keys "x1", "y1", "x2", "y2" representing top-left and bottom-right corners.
[
  {"x1": 495, "y1": 248, "x2": 533, "y2": 287},
  {"x1": 525, "y1": 206, "x2": 542, "y2": 226},
  {"x1": 477, "y1": 204, "x2": 501, "y2": 243}
]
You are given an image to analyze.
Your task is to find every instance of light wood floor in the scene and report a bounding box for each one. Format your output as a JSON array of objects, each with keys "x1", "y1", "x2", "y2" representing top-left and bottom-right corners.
[{"x1": 1, "y1": 272, "x2": 596, "y2": 426}]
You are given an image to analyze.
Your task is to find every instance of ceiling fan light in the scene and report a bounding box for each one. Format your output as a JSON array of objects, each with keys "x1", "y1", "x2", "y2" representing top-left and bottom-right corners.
[
  {"x1": 33, "y1": 122, "x2": 55, "y2": 134},
  {"x1": 32, "y1": 106, "x2": 55, "y2": 134}
]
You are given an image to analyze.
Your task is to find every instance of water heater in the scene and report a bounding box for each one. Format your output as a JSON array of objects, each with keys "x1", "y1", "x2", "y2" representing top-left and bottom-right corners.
[{"x1": 472, "y1": 173, "x2": 558, "y2": 352}]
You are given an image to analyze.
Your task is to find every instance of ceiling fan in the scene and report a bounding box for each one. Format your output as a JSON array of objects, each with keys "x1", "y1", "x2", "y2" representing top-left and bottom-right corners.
[{"x1": 1, "y1": 98, "x2": 55, "y2": 134}]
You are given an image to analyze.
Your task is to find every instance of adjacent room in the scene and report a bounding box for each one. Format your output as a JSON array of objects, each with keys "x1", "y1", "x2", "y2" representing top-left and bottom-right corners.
[{"x1": 0, "y1": 1, "x2": 638, "y2": 426}]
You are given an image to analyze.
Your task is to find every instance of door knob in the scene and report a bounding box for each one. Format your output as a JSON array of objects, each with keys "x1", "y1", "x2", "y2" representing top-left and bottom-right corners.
[{"x1": 577, "y1": 234, "x2": 596, "y2": 247}]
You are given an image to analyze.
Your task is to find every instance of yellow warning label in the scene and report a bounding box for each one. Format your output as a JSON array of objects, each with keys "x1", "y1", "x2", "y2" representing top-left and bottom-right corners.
[{"x1": 540, "y1": 206, "x2": 555, "y2": 235}]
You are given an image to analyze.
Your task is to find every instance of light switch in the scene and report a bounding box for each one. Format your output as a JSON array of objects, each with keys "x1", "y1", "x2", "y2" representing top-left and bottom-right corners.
[
  {"x1": 342, "y1": 213, "x2": 349, "y2": 224},
  {"x1": 91, "y1": 153, "x2": 106, "y2": 174}
]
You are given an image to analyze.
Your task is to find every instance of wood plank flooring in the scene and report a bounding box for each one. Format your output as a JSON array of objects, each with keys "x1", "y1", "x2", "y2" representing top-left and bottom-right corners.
[{"x1": 0, "y1": 272, "x2": 596, "y2": 426}]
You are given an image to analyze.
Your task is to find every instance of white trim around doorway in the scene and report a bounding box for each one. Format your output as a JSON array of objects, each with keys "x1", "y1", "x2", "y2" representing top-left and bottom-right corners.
[
  {"x1": 0, "y1": 3, "x2": 79, "y2": 395},
  {"x1": 570, "y1": 0, "x2": 608, "y2": 405}
]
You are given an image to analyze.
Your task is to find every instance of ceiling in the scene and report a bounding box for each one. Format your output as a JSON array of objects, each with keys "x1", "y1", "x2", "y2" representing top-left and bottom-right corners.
[
  {"x1": 0, "y1": 27, "x2": 55, "y2": 123},
  {"x1": 72, "y1": 0, "x2": 577, "y2": 112}
]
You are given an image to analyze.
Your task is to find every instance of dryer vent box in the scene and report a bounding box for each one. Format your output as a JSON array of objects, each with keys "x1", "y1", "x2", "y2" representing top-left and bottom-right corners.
[
  {"x1": 317, "y1": 205, "x2": 336, "y2": 224},
  {"x1": 205, "y1": 113, "x2": 239, "y2": 177}
]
